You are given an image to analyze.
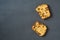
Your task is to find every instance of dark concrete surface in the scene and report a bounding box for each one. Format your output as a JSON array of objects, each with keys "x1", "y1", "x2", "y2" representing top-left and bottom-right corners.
[{"x1": 0, "y1": 0, "x2": 60, "y2": 40}]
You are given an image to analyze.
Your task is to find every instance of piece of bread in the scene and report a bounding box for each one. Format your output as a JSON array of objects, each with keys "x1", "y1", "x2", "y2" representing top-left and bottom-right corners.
[
  {"x1": 36, "y1": 4, "x2": 50, "y2": 19},
  {"x1": 32, "y1": 21, "x2": 47, "y2": 36}
]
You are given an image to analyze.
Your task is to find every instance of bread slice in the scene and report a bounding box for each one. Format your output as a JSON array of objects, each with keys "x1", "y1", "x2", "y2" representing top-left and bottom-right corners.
[
  {"x1": 36, "y1": 4, "x2": 50, "y2": 19},
  {"x1": 32, "y1": 21, "x2": 47, "y2": 36}
]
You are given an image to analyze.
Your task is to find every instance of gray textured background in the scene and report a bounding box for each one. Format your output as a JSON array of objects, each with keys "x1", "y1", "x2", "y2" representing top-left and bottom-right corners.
[{"x1": 0, "y1": 0, "x2": 60, "y2": 40}]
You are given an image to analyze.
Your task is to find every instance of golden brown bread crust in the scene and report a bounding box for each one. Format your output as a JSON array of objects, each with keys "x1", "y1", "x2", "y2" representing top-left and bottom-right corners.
[
  {"x1": 36, "y1": 4, "x2": 51, "y2": 19},
  {"x1": 32, "y1": 21, "x2": 47, "y2": 36}
]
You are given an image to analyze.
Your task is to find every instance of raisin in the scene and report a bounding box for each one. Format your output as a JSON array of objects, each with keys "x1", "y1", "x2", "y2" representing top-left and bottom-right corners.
[{"x1": 38, "y1": 8, "x2": 40, "y2": 10}]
